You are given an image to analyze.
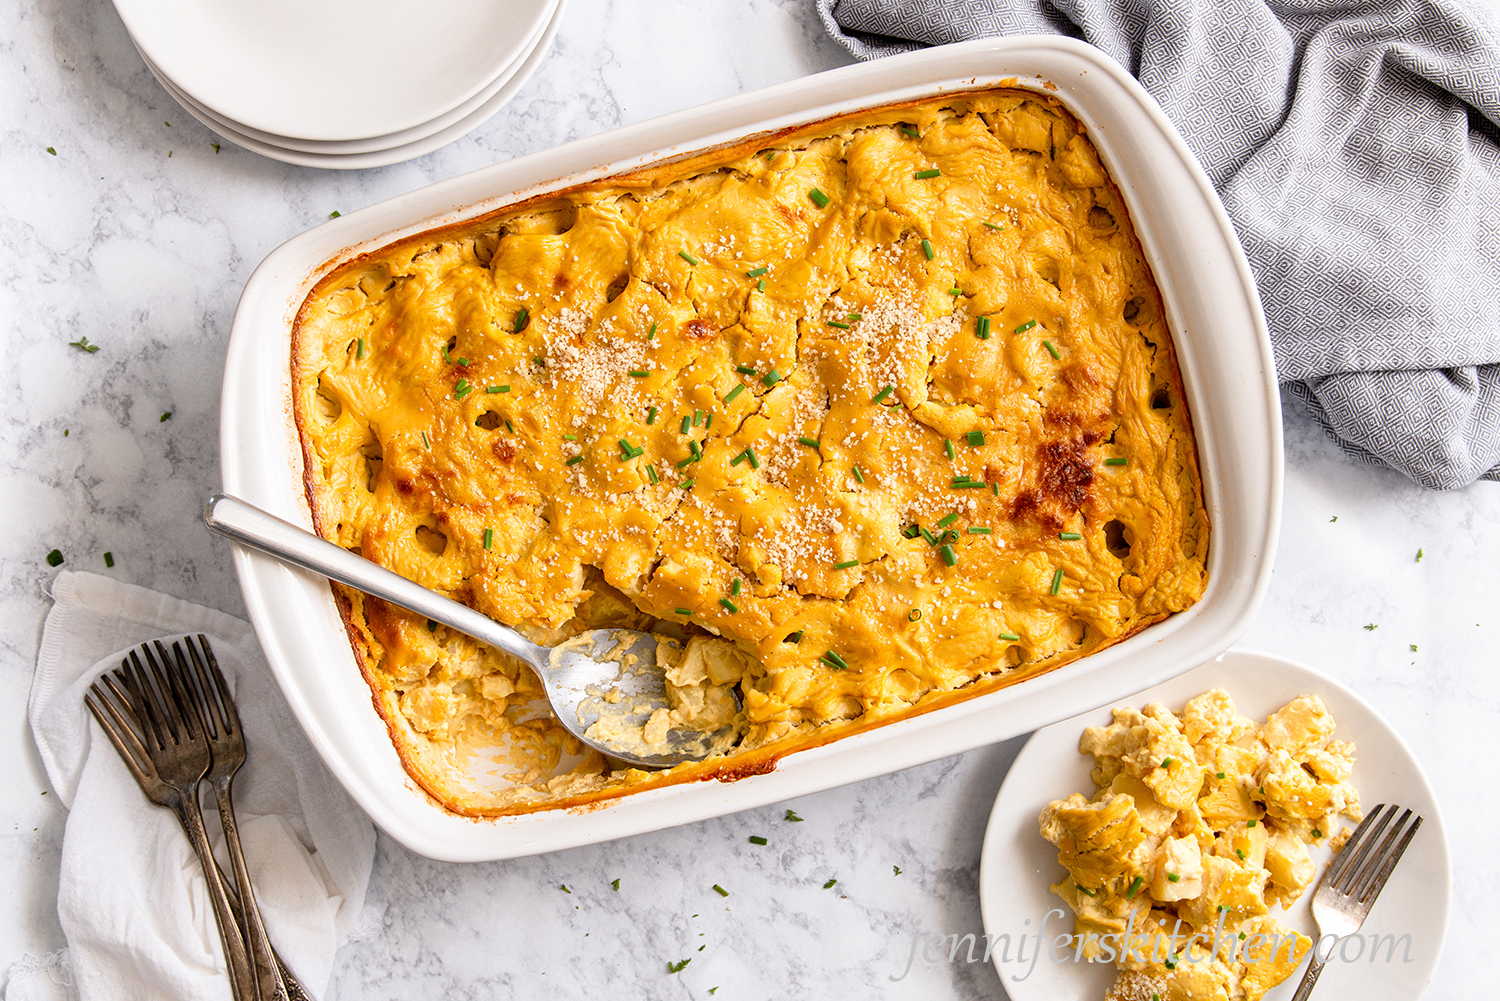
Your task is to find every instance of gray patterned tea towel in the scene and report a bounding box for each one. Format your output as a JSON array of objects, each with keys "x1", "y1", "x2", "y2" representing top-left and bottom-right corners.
[{"x1": 817, "y1": 0, "x2": 1500, "y2": 488}]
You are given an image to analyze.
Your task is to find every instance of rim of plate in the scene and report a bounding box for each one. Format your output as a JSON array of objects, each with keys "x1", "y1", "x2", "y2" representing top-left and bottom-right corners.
[
  {"x1": 978, "y1": 648, "x2": 1451, "y2": 1001},
  {"x1": 110, "y1": 0, "x2": 558, "y2": 141}
]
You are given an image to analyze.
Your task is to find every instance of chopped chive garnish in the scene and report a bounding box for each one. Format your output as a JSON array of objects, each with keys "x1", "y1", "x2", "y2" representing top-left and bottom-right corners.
[
  {"x1": 848, "y1": 312, "x2": 862, "y2": 321},
  {"x1": 679, "y1": 250, "x2": 700, "y2": 265},
  {"x1": 937, "y1": 512, "x2": 959, "y2": 528},
  {"x1": 745, "y1": 447, "x2": 759, "y2": 469},
  {"x1": 1043, "y1": 339, "x2": 1062, "y2": 359},
  {"x1": 757, "y1": 279, "x2": 766, "y2": 291},
  {"x1": 949, "y1": 287, "x2": 962, "y2": 296},
  {"x1": 1248, "y1": 819, "x2": 1257, "y2": 828},
  {"x1": 1076, "y1": 884, "x2": 1096, "y2": 898},
  {"x1": 513, "y1": 308, "x2": 529, "y2": 333},
  {"x1": 900, "y1": 126, "x2": 920, "y2": 138},
  {"x1": 902, "y1": 525, "x2": 921, "y2": 539},
  {"x1": 749, "y1": 835, "x2": 768, "y2": 845},
  {"x1": 563, "y1": 433, "x2": 578, "y2": 441},
  {"x1": 680, "y1": 479, "x2": 695, "y2": 490},
  {"x1": 689, "y1": 440, "x2": 702, "y2": 457},
  {"x1": 1059, "y1": 531, "x2": 1082, "y2": 540},
  {"x1": 921, "y1": 239, "x2": 934, "y2": 260},
  {"x1": 833, "y1": 560, "x2": 859, "y2": 570},
  {"x1": 533, "y1": 356, "x2": 545, "y2": 367},
  {"x1": 823, "y1": 878, "x2": 838, "y2": 889},
  {"x1": 966, "y1": 430, "x2": 985, "y2": 447},
  {"x1": 1049, "y1": 568, "x2": 1064, "y2": 595},
  {"x1": 786, "y1": 630, "x2": 803, "y2": 643},
  {"x1": 1104, "y1": 456, "x2": 1128, "y2": 466},
  {"x1": 736, "y1": 364, "x2": 757, "y2": 374},
  {"x1": 798, "y1": 437, "x2": 820, "y2": 448},
  {"x1": 731, "y1": 451, "x2": 747, "y2": 466},
  {"x1": 618, "y1": 438, "x2": 636, "y2": 456},
  {"x1": 1167, "y1": 872, "x2": 1181, "y2": 883},
  {"x1": 1217, "y1": 772, "x2": 1226, "y2": 779},
  {"x1": 442, "y1": 345, "x2": 451, "y2": 363},
  {"x1": 939, "y1": 544, "x2": 957, "y2": 567},
  {"x1": 944, "y1": 439, "x2": 956, "y2": 460},
  {"x1": 730, "y1": 578, "x2": 742, "y2": 596},
  {"x1": 746, "y1": 266, "x2": 768, "y2": 278},
  {"x1": 675, "y1": 608, "x2": 693, "y2": 616},
  {"x1": 356, "y1": 338, "x2": 365, "y2": 359},
  {"x1": 648, "y1": 465, "x2": 659, "y2": 484},
  {"x1": 761, "y1": 369, "x2": 781, "y2": 387},
  {"x1": 712, "y1": 884, "x2": 729, "y2": 897},
  {"x1": 808, "y1": 187, "x2": 831, "y2": 208},
  {"x1": 852, "y1": 464, "x2": 865, "y2": 483},
  {"x1": 968, "y1": 526, "x2": 991, "y2": 535},
  {"x1": 998, "y1": 631, "x2": 1020, "y2": 641},
  {"x1": 725, "y1": 384, "x2": 745, "y2": 403},
  {"x1": 976, "y1": 316, "x2": 991, "y2": 340},
  {"x1": 914, "y1": 168, "x2": 941, "y2": 179},
  {"x1": 458, "y1": 358, "x2": 470, "y2": 367},
  {"x1": 1015, "y1": 319, "x2": 1037, "y2": 333},
  {"x1": 46, "y1": 549, "x2": 63, "y2": 567},
  {"x1": 820, "y1": 650, "x2": 850, "y2": 671},
  {"x1": 628, "y1": 369, "x2": 649, "y2": 378},
  {"x1": 952, "y1": 481, "x2": 987, "y2": 489},
  {"x1": 681, "y1": 416, "x2": 692, "y2": 434},
  {"x1": 160, "y1": 412, "x2": 172, "y2": 422},
  {"x1": 647, "y1": 322, "x2": 656, "y2": 339},
  {"x1": 483, "y1": 528, "x2": 494, "y2": 550},
  {"x1": 646, "y1": 406, "x2": 658, "y2": 424},
  {"x1": 1161, "y1": 758, "x2": 1173, "y2": 768},
  {"x1": 486, "y1": 385, "x2": 507, "y2": 394},
  {"x1": 919, "y1": 526, "x2": 939, "y2": 546},
  {"x1": 422, "y1": 432, "x2": 430, "y2": 449},
  {"x1": 1311, "y1": 829, "x2": 1323, "y2": 839},
  {"x1": 705, "y1": 413, "x2": 714, "y2": 429},
  {"x1": 992, "y1": 482, "x2": 999, "y2": 495},
  {"x1": 983, "y1": 221, "x2": 1003, "y2": 230},
  {"x1": 826, "y1": 319, "x2": 851, "y2": 329},
  {"x1": 454, "y1": 380, "x2": 472, "y2": 399},
  {"x1": 566, "y1": 455, "x2": 585, "y2": 466},
  {"x1": 719, "y1": 598, "x2": 739, "y2": 614},
  {"x1": 872, "y1": 384, "x2": 894, "y2": 404},
  {"x1": 1126, "y1": 876, "x2": 1143, "y2": 898},
  {"x1": 693, "y1": 409, "x2": 703, "y2": 426}
]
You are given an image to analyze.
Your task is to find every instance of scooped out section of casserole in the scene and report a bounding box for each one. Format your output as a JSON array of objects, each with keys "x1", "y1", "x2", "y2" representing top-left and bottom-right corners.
[{"x1": 292, "y1": 87, "x2": 1209, "y2": 815}]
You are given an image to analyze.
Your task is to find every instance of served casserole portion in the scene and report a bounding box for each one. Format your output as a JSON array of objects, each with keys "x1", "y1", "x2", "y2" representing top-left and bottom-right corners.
[{"x1": 292, "y1": 87, "x2": 1208, "y2": 816}]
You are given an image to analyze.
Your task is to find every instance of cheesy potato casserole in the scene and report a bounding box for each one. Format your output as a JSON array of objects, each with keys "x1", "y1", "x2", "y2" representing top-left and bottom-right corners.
[
  {"x1": 1039, "y1": 690, "x2": 1361, "y2": 1001},
  {"x1": 292, "y1": 88, "x2": 1208, "y2": 815}
]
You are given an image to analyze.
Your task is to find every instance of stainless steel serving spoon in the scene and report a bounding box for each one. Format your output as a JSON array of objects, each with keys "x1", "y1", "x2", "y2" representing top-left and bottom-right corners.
[{"x1": 203, "y1": 494, "x2": 735, "y2": 768}]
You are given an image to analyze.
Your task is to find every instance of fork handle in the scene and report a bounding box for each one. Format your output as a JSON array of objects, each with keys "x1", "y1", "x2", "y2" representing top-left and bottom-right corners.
[
  {"x1": 1290, "y1": 952, "x2": 1327, "y2": 1000},
  {"x1": 174, "y1": 792, "x2": 258, "y2": 1001},
  {"x1": 211, "y1": 774, "x2": 288, "y2": 1000}
]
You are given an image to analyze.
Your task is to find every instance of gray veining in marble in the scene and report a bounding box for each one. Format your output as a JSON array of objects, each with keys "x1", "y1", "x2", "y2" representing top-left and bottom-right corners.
[{"x1": 2, "y1": 0, "x2": 1494, "y2": 998}]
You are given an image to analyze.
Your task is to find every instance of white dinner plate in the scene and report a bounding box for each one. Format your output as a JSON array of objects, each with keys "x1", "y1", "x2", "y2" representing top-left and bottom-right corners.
[
  {"x1": 111, "y1": 0, "x2": 557, "y2": 141},
  {"x1": 134, "y1": 1, "x2": 562, "y2": 170},
  {"x1": 978, "y1": 649, "x2": 1450, "y2": 1000}
]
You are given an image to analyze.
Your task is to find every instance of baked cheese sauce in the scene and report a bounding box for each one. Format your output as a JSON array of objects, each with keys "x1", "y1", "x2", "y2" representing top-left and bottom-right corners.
[{"x1": 293, "y1": 89, "x2": 1208, "y2": 815}]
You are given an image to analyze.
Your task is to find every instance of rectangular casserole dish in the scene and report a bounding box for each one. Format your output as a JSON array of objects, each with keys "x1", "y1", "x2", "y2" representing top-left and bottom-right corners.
[{"x1": 220, "y1": 36, "x2": 1282, "y2": 862}]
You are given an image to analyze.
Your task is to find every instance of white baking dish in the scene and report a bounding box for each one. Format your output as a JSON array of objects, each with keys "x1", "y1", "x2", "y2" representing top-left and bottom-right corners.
[{"x1": 220, "y1": 36, "x2": 1282, "y2": 862}]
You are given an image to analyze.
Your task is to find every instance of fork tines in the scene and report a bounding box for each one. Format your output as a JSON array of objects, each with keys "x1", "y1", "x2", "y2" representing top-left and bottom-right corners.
[{"x1": 1326, "y1": 803, "x2": 1423, "y2": 903}]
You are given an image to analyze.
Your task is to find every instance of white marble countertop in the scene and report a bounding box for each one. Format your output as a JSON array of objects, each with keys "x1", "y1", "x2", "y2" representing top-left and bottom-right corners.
[{"x1": 3, "y1": 1, "x2": 1493, "y2": 997}]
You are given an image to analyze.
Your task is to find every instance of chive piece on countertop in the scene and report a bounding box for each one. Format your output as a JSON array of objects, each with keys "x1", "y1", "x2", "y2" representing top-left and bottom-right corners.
[
  {"x1": 939, "y1": 544, "x2": 957, "y2": 567},
  {"x1": 628, "y1": 369, "x2": 649, "y2": 378},
  {"x1": 798, "y1": 436, "x2": 820, "y2": 449},
  {"x1": 872, "y1": 384, "x2": 894, "y2": 404},
  {"x1": 761, "y1": 369, "x2": 781, "y2": 387},
  {"x1": 749, "y1": 835, "x2": 768, "y2": 845},
  {"x1": 103, "y1": 551, "x2": 115, "y2": 568},
  {"x1": 826, "y1": 319, "x2": 851, "y2": 329},
  {"x1": 69, "y1": 336, "x2": 100, "y2": 353},
  {"x1": 1049, "y1": 568, "x2": 1064, "y2": 595},
  {"x1": 679, "y1": 250, "x2": 700, "y2": 265},
  {"x1": 514, "y1": 308, "x2": 529, "y2": 333},
  {"x1": 1015, "y1": 319, "x2": 1037, "y2": 333},
  {"x1": 713, "y1": 884, "x2": 729, "y2": 897},
  {"x1": 1043, "y1": 339, "x2": 1062, "y2": 360},
  {"x1": 1059, "y1": 531, "x2": 1082, "y2": 540},
  {"x1": 483, "y1": 528, "x2": 494, "y2": 550},
  {"x1": 1126, "y1": 876, "x2": 1143, "y2": 898},
  {"x1": 47, "y1": 146, "x2": 57, "y2": 155},
  {"x1": 968, "y1": 526, "x2": 991, "y2": 535},
  {"x1": 852, "y1": 464, "x2": 865, "y2": 483},
  {"x1": 914, "y1": 168, "x2": 941, "y2": 179},
  {"x1": 976, "y1": 316, "x2": 990, "y2": 340},
  {"x1": 675, "y1": 608, "x2": 693, "y2": 616},
  {"x1": 745, "y1": 448, "x2": 759, "y2": 469},
  {"x1": 725, "y1": 384, "x2": 745, "y2": 403},
  {"x1": 566, "y1": 455, "x2": 585, "y2": 466},
  {"x1": 1104, "y1": 456, "x2": 1128, "y2": 466},
  {"x1": 719, "y1": 598, "x2": 738, "y2": 614},
  {"x1": 937, "y1": 512, "x2": 959, "y2": 528},
  {"x1": 786, "y1": 809, "x2": 804, "y2": 821},
  {"x1": 646, "y1": 406, "x2": 658, "y2": 424},
  {"x1": 46, "y1": 549, "x2": 64, "y2": 567},
  {"x1": 648, "y1": 465, "x2": 659, "y2": 484},
  {"x1": 160, "y1": 411, "x2": 172, "y2": 422},
  {"x1": 730, "y1": 578, "x2": 742, "y2": 596},
  {"x1": 944, "y1": 439, "x2": 955, "y2": 460},
  {"x1": 966, "y1": 430, "x2": 985, "y2": 447},
  {"x1": 808, "y1": 187, "x2": 830, "y2": 208},
  {"x1": 612, "y1": 878, "x2": 621, "y2": 891},
  {"x1": 736, "y1": 364, "x2": 756, "y2": 374},
  {"x1": 833, "y1": 560, "x2": 859, "y2": 570},
  {"x1": 921, "y1": 239, "x2": 934, "y2": 260},
  {"x1": 746, "y1": 266, "x2": 768, "y2": 278},
  {"x1": 999, "y1": 631, "x2": 1019, "y2": 641},
  {"x1": 823, "y1": 878, "x2": 838, "y2": 889}
]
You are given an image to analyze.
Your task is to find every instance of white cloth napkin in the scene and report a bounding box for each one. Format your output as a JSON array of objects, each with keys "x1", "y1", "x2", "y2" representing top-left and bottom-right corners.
[{"x1": 12, "y1": 571, "x2": 377, "y2": 1001}]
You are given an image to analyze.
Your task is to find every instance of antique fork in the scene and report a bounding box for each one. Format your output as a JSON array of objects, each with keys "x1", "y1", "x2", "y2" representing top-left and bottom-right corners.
[
  {"x1": 84, "y1": 644, "x2": 256, "y2": 1001},
  {"x1": 1290, "y1": 803, "x2": 1423, "y2": 999},
  {"x1": 171, "y1": 636, "x2": 289, "y2": 1001}
]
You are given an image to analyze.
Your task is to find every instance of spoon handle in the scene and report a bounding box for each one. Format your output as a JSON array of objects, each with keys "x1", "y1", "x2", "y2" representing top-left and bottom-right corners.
[{"x1": 203, "y1": 494, "x2": 541, "y2": 665}]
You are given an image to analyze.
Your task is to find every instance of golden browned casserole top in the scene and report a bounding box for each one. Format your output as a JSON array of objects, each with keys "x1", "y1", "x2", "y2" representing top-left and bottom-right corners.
[{"x1": 293, "y1": 87, "x2": 1208, "y2": 814}]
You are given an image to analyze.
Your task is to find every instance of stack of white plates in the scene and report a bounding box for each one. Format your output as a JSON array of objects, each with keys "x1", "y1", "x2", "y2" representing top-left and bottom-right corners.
[{"x1": 114, "y1": 0, "x2": 564, "y2": 169}]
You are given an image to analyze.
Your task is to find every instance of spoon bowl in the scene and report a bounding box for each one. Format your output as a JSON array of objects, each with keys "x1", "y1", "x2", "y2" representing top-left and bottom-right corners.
[{"x1": 202, "y1": 494, "x2": 737, "y2": 768}]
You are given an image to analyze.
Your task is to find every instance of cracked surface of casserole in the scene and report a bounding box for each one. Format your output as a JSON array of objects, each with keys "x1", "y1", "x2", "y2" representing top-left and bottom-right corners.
[{"x1": 292, "y1": 88, "x2": 1209, "y2": 815}]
